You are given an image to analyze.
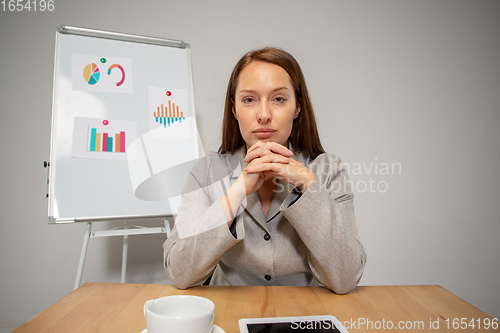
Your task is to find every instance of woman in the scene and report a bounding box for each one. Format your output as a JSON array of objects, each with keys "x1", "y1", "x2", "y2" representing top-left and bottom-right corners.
[{"x1": 163, "y1": 47, "x2": 366, "y2": 294}]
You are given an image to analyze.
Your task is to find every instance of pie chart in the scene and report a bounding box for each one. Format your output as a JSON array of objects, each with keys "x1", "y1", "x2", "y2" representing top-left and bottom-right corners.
[{"x1": 83, "y1": 63, "x2": 100, "y2": 85}]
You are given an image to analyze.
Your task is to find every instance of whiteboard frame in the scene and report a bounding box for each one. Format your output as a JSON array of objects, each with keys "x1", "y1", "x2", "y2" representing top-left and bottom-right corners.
[{"x1": 48, "y1": 26, "x2": 198, "y2": 223}]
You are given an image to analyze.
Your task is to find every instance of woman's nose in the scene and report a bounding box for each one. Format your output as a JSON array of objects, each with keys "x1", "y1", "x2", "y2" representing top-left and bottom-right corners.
[{"x1": 257, "y1": 101, "x2": 271, "y2": 123}]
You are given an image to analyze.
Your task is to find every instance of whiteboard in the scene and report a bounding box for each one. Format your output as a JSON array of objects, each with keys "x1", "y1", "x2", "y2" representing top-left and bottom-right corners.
[{"x1": 48, "y1": 26, "x2": 202, "y2": 223}]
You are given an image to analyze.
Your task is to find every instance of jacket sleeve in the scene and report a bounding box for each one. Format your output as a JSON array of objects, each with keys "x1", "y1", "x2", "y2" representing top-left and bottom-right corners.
[
  {"x1": 280, "y1": 154, "x2": 366, "y2": 294},
  {"x1": 162, "y1": 155, "x2": 245, "y2": 289}
]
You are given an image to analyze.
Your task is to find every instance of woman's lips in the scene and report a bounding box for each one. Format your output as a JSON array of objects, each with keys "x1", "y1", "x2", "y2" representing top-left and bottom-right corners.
[{"x1": 253, "y1": 129, "x2": 276, "y2": 139}]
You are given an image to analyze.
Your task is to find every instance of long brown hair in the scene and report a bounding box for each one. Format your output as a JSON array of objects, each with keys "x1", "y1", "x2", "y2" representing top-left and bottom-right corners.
[{"x1": 218, "y1": 47, "x2": 325, "y2": 159}]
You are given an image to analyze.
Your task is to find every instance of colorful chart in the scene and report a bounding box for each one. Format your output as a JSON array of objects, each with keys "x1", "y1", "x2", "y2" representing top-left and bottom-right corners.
[
  {"x1": 88, "y1": 127, "x2": 126, "y2": 153},
  {"x1": 83, "y1": 63, "x2": 100, "y2": 85},
  {"x1": 153, "y1": 100, "x2": 185, "y2": 128},
  {"x1": 108, "y1": 64, "x2": 125, "y2": 87}
]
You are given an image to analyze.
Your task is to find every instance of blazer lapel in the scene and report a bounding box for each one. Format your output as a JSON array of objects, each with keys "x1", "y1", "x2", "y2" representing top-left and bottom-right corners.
[
  {"x1": 245, "y1": 192, "x2": 268, "y2": 227},
  {"x1": 265, "y1": 180, "x2": 293, "y2": 222}
]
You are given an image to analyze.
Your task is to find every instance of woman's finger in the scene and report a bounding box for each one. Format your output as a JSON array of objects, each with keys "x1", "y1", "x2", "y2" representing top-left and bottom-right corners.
[
  {"x1": 245, "y1": 141, "x2": 293, "y2": 163},
  {"x1": 244, "y1": 161, "x2": 286, "y2": 174},
  {"x1": 245, "y1": 154, "x2": 290, "y2": 169},
  {"x1": 246, "y1": 141, "x2": 292, "y2": 156}
]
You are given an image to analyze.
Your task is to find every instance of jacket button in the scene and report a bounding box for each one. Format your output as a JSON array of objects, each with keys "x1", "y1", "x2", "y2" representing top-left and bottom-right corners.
[
  {"x1": 264, "y1": 274, "x2": 272, "y2": 281},
  {"x1": 264, "y1": 233, "x2": 271, "y2": 241}
]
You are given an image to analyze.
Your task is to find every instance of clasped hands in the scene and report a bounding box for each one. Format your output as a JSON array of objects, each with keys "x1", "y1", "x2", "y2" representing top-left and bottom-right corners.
[
  {"x1": 241, "y1": 141, "x2": 316, "y2": 195},
  {"x1": 221, "y1": 141, "x2": 316, "y2": 224}
]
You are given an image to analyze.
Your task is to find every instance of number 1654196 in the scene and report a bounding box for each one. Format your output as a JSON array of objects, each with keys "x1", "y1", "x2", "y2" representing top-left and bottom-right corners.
[
  {"x1": 2, "y1": 0, "x2": 54, "y2": 11},
  {"x1": 445, "y1": 318, "x2": 499, "y2": 330}
]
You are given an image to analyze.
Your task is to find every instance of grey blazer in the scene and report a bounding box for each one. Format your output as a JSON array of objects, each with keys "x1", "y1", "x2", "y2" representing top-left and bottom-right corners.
[{"x1": 163, "y1": 146, "x2": 366, "y2": 294}]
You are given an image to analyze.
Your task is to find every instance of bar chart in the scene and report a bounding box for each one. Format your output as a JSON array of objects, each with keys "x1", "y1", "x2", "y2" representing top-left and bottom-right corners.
[
  {"x1": 72, "y1": 117, "x2": 136, "y2": 160},
  {"x1": 153, "y1": 100, "x2": 185, "y2": 128},
  {"x1": 88, "y1": 127, "x2": 126, "y2": 153}
]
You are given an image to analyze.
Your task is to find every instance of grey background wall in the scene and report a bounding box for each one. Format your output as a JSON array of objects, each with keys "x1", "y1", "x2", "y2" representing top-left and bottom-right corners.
[{"x1": 1, "y1": 0, "x2": 499, "y2": 330}]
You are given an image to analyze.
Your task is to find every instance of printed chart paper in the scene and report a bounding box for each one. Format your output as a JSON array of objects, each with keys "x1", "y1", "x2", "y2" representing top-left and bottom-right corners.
[
  {"x1": 148, "y1": 87, "x2": 190, "y2": 140},
  {"x1": 72, "y1": 54, "x2": 133, "y2": 94},
  {"x1": 72, "y1": 117, "x2": 137, "y2": 160}
]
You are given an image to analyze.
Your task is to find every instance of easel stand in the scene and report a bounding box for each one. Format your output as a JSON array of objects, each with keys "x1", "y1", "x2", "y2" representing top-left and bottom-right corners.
[{"x1": 74, "y1": 219, "x2": 172, "y2": 290}]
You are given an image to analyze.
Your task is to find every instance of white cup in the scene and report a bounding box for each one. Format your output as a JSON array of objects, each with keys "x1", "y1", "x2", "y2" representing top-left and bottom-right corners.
[{"x1": 144, "y1": 295, "x2": 215, "y2": 333}]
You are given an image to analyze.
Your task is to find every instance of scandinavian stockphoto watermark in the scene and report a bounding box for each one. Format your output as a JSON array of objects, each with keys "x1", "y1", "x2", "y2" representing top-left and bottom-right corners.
[
  {"x1": 172, "y1": 157, "x2": 402, "y2": 238},
  {"x1": 160, "y1": 152, "x2": 402, "y2": 238}
]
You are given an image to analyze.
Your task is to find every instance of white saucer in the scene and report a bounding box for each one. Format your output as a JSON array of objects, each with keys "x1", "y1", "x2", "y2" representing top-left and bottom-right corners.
[{"x1": 141, "y1": 325, "x2": 225, "y2": 333}]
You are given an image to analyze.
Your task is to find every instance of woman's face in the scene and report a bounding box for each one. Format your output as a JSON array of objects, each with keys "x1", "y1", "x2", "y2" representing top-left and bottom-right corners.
[{"x1": 233, "y1": 61, "x2": 300, "y2": 148}]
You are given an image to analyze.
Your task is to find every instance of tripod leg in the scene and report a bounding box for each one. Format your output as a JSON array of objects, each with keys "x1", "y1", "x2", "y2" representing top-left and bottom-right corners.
[{"x1": 75, "y1": 222, "x2": 92, "y2": 290}]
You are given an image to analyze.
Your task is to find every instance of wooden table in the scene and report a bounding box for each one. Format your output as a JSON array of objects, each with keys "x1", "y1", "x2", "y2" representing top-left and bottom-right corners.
[{"x1": 13, "y1": 283, "x2": 497, "y2": 333}]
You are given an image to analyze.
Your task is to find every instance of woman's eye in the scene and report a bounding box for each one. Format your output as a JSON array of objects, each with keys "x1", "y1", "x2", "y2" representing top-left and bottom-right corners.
[
  {"x1": 274, "y1": 96, "x2": 287, "y2": 103},
  {"x1": 242, "y1": 97, "x2": 254, "y2": 104}
]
